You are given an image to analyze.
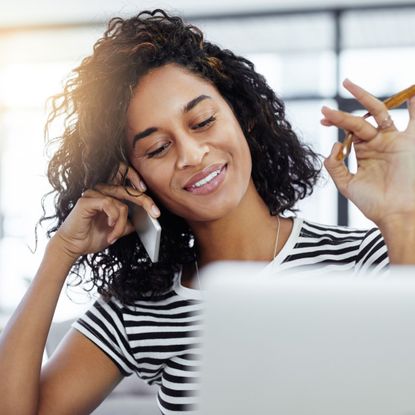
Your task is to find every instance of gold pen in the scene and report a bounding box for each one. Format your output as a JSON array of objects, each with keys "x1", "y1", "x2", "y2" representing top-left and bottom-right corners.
[{"x1": 336, "y1": 84, "x2": 415, "y2": 161}]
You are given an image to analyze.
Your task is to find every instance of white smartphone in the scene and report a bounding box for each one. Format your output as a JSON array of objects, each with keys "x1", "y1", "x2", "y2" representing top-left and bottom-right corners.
[{"x1": 128, "y1": 203, "x2": 161, "y2": 262}]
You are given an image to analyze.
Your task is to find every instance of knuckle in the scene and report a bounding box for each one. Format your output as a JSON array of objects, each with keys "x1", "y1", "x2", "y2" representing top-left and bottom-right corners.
[
  {"x1": 77, "y1": 197, "x2": 87, "y2": 207},
  {"x1": 116, "y1": 161, "x2": 127, "y2": 173},
  {"x1": 119, "y1": 203, "x2": 129, "y2": 214},
  {"x1": 146, "y1": 200, "x2": 156, "y2": 211},
  {"x1": 94, "y1": 183, "x2": 111, "y2": 193},
  {"x1": 129, "y1": 169, "x2": 141, "y2": 180},
  {"x1": 354, "y1": 123, "x2": 363, "y2": 133},
  {"x1": 97, "y1": 183, "x2": 113, "y2": 191},
  {"x1": 82, "y1": 189, "x2": 95, "y2": 197},
  {"x1": 102, "y1": 196, "x2": 115, "y2": 208}
]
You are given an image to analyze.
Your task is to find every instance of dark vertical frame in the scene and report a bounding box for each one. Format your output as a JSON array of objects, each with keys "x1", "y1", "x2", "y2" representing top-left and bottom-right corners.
[{"x1": 334, "y1": 10, "x2": 349, "y2": 226}]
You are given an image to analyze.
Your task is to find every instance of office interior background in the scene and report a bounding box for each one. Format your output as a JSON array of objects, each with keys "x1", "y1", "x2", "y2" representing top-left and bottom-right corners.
[{"x1": 0, "y1": 0, "x2": 414, "y2": 321}]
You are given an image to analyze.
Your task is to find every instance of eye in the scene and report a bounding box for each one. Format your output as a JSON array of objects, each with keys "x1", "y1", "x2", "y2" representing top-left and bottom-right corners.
[
  {"x1": 146, "y1": 142, "x2": 171, "y2": 159},
  {"x1": 191, "y1": 115, "x2": 216, "y2": 130}
]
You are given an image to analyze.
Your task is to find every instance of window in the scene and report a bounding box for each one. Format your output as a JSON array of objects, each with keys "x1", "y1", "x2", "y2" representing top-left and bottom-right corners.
[{"x1": 0, "y1": 28, "x2": 101, "y2": 317}]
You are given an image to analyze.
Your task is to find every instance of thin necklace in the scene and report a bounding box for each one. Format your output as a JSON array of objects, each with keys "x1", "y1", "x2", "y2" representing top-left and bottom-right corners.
[
  {"x1": 194, "y1": 259, "x2": 202, "y2": 290},
  {"x1": 193, "y1": 215, "x2": 281, "y2": 290},
  {"x1": 273, "y1": 215, "x2": 281, "y2": 260}
]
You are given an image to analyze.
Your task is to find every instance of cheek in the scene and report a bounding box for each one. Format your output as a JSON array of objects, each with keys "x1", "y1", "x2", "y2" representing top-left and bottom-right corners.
[
  {"x1": 233, "y1": 131, "x2": 253, "y2": 173},
  {"x1": 239, "y1": 134, "x2": 251, "y2": 157},
  {"x1": 136, "y1": 162, "x2": 175, "y2": 202},
  {"x1": 141, "y1": 167, "x2": 167, "y2": 191}
]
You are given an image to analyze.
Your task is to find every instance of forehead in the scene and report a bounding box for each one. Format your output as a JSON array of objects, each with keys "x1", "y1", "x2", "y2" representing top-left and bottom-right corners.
[{"x1": 126, "y1": 64, "x2": 221, "y2": 131}]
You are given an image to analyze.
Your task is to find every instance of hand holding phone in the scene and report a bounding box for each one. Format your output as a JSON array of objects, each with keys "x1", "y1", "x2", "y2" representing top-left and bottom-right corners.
[{"x1": 101, "y1": 161, "x2": 162, "y2": 262}]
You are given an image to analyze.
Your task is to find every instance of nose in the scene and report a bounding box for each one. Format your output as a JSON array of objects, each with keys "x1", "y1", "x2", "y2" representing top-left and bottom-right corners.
[{"x1": 175, "y1": 135, "x2": 210, "y2": 170}]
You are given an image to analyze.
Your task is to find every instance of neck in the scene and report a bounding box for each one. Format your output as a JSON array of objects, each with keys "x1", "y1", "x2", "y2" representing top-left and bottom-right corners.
[{"x1": 187, "y1": 180, "x2": 292, "y2": 267}]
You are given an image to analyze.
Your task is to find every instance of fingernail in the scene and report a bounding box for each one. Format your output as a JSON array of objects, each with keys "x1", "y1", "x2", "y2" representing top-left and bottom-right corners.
[
  {"x1": 109, "y1": 238, "x2": 117, "y2": 245},
  {"x1": 151, "y1": 205, "x2": 160, "y2": 217},
  {"x1": 139, "y1": 181, "x2": 147, "y2": 192}
]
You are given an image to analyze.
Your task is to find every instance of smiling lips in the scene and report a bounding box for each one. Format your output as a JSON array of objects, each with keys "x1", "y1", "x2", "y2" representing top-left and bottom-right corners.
[{"x1": 184, "y1": 163, "x2": 227, "y2": 195}]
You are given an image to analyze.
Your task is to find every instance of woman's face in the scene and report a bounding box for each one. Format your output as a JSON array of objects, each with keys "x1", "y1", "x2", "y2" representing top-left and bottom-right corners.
[{"x1": 125, "y1": 63, "x2": 252, "y2": 222}]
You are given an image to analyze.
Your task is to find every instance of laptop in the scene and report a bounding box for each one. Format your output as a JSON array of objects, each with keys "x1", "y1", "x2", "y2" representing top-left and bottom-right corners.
[{"x1": 197, "y1": 263, "x2": 415, "y2": 415}]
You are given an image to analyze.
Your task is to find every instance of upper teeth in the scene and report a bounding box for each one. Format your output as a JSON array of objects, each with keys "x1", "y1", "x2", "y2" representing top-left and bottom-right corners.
[{"x1": 192, "y1": 168, "x2": 221, "y2": 188}]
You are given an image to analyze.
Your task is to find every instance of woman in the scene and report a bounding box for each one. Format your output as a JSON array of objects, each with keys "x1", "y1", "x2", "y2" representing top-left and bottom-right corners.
[{"x1": 0, "y1": 9, "x2": 414, "y2": 415}]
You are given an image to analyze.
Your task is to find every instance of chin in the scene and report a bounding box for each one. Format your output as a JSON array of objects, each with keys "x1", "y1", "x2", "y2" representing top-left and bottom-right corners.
[{"x1": 179, "y1": 195, "x2": 243, "y2": 223}]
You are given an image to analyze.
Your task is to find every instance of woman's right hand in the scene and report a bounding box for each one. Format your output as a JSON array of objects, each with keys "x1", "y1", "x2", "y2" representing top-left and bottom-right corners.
[{"x1": 52, "y1": 162, "x2": 160, "y2": 260}]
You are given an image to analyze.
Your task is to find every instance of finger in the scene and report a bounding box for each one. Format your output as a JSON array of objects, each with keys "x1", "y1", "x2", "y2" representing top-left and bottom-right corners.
[
  {"x1": 324, "y1": 142, "x2": 354, "y2": 196},
  {"x1": 321, "y1": 106, "x2": 377, "y2": 141},
  {"x1": 81, "y1": 189, "x2": 104, "y2": 199},
  {"x1": 81, "y1": 195, "x2": 135, "y2": 245},
  {"x1": 78, "y1": 193, "x2": 122, "y2": 227},
  {"x1": 110, "y1": 161, "x2": 127, "y2": 185},
  {"x1": 112, "y1": 162, "x2": 146, "y2": 192},
  {"x1": 78, "y1": 194, "x2": 135, "y2": 245},
  {"x1": 94, "y1": 183, "x2": 160, "y2": 218},
  {"x1": 81, "y1": 189, "x2": 120, "y2": 226},
  {"x1": 320, "y1": 118, "x2": 334, "y2": 127},
  {"x1": 108, "y1": 222, "x2": 136, "y2": 245},
  {"x1": 106, "y1": 203, "x2": 134, "y2": 244},
  {"x1": 406, "y1": 95, "x2": 415, "y2": 135},
  {"x1": 126, "y1": 166, "x2": 147, "y2": 192},
  {"x1": 117, "y1": 220, "x2": 136, "y2": 241},
  {"x1": 342, "y1": 79, "x2": 396, "y2": 132}
]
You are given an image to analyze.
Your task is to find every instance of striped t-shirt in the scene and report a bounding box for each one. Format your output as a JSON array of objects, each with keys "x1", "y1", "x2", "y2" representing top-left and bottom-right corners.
[{"x1": 73, "y1": 217, "x2": 389, "y2": 414}]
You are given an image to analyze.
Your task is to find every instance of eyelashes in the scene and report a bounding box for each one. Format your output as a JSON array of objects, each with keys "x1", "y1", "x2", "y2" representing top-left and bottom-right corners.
[
  {"x1": 191, "y1": 115, "x2": 216, "y2": 130},
  {"x1": 146, "y1": 115, "x2": 216, "y2": 159},
  {"x1": 147, "y1": 142, "x2": 170, "y2": 158}
]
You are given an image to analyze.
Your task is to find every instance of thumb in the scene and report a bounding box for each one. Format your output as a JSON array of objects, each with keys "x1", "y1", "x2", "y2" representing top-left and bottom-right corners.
[
  {"x1": 121, "y1": 220, "x2": 136, "y2": 238},
  {"x1": 324, "y1": 142, "x2": 354, "y2": 197}
]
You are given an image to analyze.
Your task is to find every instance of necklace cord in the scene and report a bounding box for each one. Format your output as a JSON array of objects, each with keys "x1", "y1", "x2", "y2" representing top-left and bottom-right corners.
[
  {"x1": 273, "y1": 215, "x2": 281, "y2": 259},
  {"x1": 193, "y1": 215, "x2": 281, "y2": 290}
]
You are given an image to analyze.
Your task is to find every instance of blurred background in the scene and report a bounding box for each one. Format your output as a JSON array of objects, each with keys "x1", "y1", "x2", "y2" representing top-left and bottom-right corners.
[{"x1": 0, "y1": 0, "x2": 414, "y2": 321}]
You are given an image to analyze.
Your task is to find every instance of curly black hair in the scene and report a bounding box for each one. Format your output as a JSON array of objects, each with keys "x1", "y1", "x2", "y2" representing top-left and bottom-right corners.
[{"x1": 41, "y1": 9, "x2": 321, "y2": 303}]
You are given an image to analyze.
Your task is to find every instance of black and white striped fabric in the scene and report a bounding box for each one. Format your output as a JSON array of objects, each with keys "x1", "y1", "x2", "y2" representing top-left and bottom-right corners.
[{"x1": 73, "y1": 217, "x2": 389, "y2": 414}]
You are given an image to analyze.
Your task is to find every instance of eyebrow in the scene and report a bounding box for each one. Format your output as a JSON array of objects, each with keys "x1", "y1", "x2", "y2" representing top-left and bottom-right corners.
[{"x1": 132, "y1": 94, "x2": 212, "y2": 148}]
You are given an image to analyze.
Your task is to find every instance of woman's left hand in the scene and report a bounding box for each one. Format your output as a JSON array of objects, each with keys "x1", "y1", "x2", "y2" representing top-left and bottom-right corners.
[
  {"x1": 321, "y1": 79, "x2": 415, "y2": 231},
  {"x1": 321, "y1": 79, "x2": 415, "y2": 263}
]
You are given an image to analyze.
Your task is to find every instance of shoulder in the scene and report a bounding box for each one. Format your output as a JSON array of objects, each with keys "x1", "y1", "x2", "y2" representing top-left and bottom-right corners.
[
  {"x1": 299, "y1": 219, "x2": 371, "y2": 242},
  {"x1": 81, "y1": 288, "x2": 200, "y2": 324},
  {"x1": 280, "y1": 218, "x2": 388, "y2": 270},
  {"x1": 300, "y1": 219, "x2": 386, "y2": 252},
  {"x1": 73, "y1": 288, "x2": 202, "y2": 377}
]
